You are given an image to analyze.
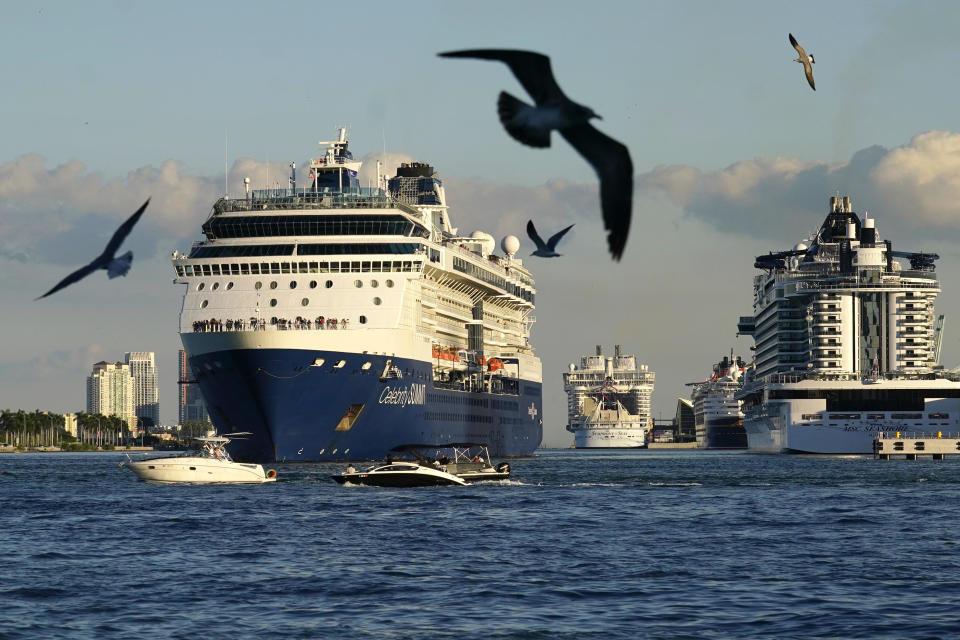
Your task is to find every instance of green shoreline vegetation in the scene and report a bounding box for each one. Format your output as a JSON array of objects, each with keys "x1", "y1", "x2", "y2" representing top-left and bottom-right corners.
[{"x1": 0, "y1": 410, "x2": 213, "y2": 452}]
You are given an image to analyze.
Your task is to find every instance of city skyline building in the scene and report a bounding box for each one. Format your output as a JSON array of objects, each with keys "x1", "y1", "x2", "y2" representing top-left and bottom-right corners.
[
  {"x1": 125, "y1": 351, "x2": 160, "y2": 428},
  {"x1": 86, "y1": 361, "x2": 137, "y2": 429},
  {"x1": 178, "y1": 349, "x2": 208, "y2": 425}
]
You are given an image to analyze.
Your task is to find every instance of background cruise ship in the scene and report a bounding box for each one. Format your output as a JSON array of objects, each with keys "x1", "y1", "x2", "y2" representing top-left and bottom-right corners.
[
  {"x1": 172, "y1": 129, "x2": 543, "y2": 462},
  {"x1": 736, "y1": 195, "x2": 960, "y2": 453},
  {"x1": 563, "y1": 345, "x2": 654, "y2": 448},
  {"x1": 689, "y1": 354, "x2": 747, "y2": 449}
]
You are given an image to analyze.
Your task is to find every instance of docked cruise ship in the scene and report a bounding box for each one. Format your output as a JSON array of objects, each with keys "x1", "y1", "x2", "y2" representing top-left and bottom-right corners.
[
  {"x1": 563, "y1": 345, "x2": 654, "y2": 448},
  {"x1": 736, "y1": 195, "x2": 960, "y2": 453},
  {"x1": 689, "y1": 355, "x2": 747, "y2": 449},
  {"x1": 172, "y1": 129, "x2": 543, "y2": 462}
]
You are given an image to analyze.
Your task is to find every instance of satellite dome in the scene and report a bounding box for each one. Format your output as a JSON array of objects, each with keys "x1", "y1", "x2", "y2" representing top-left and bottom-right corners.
[
  {"x1": 794, "y1": 242, "x2": 808, "y2": 252},
  {"x1": 501, "y1": 235, "x2": 520, "y2": 257},
  {"x1": 470, "y1": 231, "x2": 496, "y2": 256}
]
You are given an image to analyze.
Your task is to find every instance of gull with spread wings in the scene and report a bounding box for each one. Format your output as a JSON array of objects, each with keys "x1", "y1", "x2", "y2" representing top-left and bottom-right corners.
[
  {"x1": 527, "y1": 220, "x2": 574, "y2": 258},
  {"x1": 36, "y1": 199, "x2": 150, "y2": 300},
  {"x1": 789, "y1": 33, "x2": 816, "y2": 91},
  {"x1": 439, "y1": 49, "x2": 633, "y2": 261}
]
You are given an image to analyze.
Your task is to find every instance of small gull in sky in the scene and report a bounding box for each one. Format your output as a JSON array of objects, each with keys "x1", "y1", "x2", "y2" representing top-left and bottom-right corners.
[
  {"x1": 789, "y1": 33, "x2": 816, "y2": 91},
  {"x1": 439, "y1": 49, "x2": 633, "y2": 261},
  {"x1": 36, "y1": 199, "x2": 150, "y2": 300},
  {"x1": 527, "y1": 220, "x2": 574, "y2": 258}
]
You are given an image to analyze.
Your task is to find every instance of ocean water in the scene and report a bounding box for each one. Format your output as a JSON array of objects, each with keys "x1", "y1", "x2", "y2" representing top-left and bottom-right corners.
[{"x1": 2, "y1": 449, "x2": 959, "y2": 639}]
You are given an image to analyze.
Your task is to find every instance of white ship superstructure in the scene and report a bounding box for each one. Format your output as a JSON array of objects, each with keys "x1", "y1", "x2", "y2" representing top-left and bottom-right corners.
[
  {"x1": 170, "y1": 129, "x2": 543, "y2": 462},
  {"x1": 736, "y1": 195, "x2": 960, "y2": 453},
  {"x1": 564, "y1": 345, "x2": 654, "y2": 448}
]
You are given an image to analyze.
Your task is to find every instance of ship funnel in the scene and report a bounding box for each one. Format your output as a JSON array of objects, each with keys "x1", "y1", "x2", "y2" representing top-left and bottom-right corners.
[
  {"x1": 847, "y1": 222, "x2": 857, "y2": 239},
  {"x1": 615, "y1": 344, "x2": 621, "y2": 357},
  {"x1": 596, "y1": 345, "x2": 602, "y2": 356},
  {"x1": 830, "y1": 196, "x2": 838, "y2": 211},
  {"x1": 843, "y1": 196, "x2": 852, "y2": 212}
]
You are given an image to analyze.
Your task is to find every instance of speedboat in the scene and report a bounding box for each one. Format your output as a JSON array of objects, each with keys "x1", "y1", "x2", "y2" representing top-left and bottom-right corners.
[
  {"x1": 331, "y1": 460, "x2": 467, "y2": 487},
  {"x1": 391, "y1": 443, "x2": 512, "y2": 482},
  {"x1": 124, "y1": 435, "x2": 277, "y2": 484}
]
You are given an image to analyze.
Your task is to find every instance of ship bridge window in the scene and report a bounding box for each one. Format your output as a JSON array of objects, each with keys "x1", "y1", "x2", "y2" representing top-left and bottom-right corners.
[
  {"x1": 189, "y1": 245, "x2": 294, "y2": 258},
  {"x1": 298, "y1": 243, "x2": 424, "y2": 256},
  {"x1": 202, "y1": 214, "x2": 429, "y2": 239}
]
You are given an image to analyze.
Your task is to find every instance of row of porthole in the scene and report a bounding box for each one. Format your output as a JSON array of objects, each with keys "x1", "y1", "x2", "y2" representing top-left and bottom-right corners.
[
  {"x1": 197, "y1": 279, "x2": 395, "y2": 291},
  {"x1": 200, "y1": 298, "x2": 381, "y2": 309},
  {"x1": 313, "y1": 359, "x2": 375, "y2": 370}
]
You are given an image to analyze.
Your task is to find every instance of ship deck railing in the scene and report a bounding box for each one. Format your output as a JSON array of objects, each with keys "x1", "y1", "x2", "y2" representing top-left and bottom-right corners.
[
  {"x1": 431, "y1": 377, "x2": 520, "y2": 396},
  {"x1": 212, "y1": 188, "x2": 419, "y2": 217},
  {"x1": 791, "y1": 276, "x2": 939, "y2": 292},
  {"x1": 746, "y1": 370, "x2": 960, "y2": 386}
]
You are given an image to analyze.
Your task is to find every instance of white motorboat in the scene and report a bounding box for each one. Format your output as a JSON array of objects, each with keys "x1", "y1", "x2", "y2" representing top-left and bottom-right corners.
[
  {"x1": 124, "y1": 435, "x2": 277, "y2": 484},
  {"x1": 331, "y1": 460, "x2": 466, "y2": 487}
]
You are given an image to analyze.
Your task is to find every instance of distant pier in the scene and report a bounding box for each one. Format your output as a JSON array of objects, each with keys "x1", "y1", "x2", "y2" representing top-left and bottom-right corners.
[{"x1": 874, "y1": 433, "x2": 960, "y2": 460}]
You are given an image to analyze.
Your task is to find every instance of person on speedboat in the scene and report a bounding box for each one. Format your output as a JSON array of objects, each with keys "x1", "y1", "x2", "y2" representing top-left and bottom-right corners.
[{"x1": 345, "y1": 463, "x2": 356, "y2": 474}]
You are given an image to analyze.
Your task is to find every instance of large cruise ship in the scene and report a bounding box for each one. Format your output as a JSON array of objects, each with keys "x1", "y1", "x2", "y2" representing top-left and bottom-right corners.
[
  {"x1": 563, "y1": 345, "x2": 654, "y2": 448},
  {"x1": 736, "y1": 195, "x2": 960, "y2": 453},
  {"x1": 172, "y1": 129, "x2": 543, "y2": 462},
  {"x1": 689, "y1": 354, "x2": 747, "y2": 449}
]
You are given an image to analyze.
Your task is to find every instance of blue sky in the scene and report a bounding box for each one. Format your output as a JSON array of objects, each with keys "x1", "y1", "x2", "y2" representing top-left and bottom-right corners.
[{"x1": 4, "y1": 1, "x2": 960, "y2": 446}]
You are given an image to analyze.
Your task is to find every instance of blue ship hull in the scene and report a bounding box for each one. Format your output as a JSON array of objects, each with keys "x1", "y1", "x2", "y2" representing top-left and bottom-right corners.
[
  {"x1": 188, "y1": 348, "x2": 543, "y2": 462},
  {"x1": 704, "y1": 417, "x2": 748, "y2": 449}
]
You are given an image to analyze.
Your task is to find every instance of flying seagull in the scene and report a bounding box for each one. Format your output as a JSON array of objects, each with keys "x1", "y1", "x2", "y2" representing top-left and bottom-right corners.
[
  {"x1": 36, "y1": 199, "x2": 150, "y2": 300},
  {"x1": 789, "y1": 33, "x2": 816, "y2": 91},
  {"x1": 527, "y1": 220, "x2": 574, "y2": 258},
  {"x1": 438, "y1": 49, "x2": 633, "y2": 260}
]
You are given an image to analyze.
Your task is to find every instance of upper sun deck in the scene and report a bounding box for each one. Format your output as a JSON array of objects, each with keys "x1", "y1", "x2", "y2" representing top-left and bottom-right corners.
[{"x1": 211, "y1": 188, "x2": 420, "y2": 217}]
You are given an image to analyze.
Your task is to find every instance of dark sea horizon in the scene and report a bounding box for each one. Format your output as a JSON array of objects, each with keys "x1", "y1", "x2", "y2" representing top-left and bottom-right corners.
[{"x1": 2, "y1": 448, "x2": 958, "y2": 639}]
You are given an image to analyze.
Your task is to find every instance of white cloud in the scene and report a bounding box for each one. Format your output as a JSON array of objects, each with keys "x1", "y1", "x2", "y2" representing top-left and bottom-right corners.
[{"x1": 639, "y1": 130, "x2": 960, "y2": 243}]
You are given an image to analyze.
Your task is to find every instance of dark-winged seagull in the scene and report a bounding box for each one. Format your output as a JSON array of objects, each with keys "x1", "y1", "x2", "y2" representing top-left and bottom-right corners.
[
  {"x1": 789, "y1": 33, "x2": 816, "y2": 91},
  {"x1": 438, "y1": 49, "x2": 633, "y2": 261},
  {"x1": 36, "y1": 199, "x2": 150, "y2": 300},
  {"x1": 527, "y1": 220, "x2": 574, "y2": 258}
]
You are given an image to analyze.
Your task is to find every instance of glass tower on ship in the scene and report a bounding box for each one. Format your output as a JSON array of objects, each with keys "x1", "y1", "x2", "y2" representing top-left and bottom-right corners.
[{"x1": 172, "y1": 129, "x2": 543, "y2": 462}]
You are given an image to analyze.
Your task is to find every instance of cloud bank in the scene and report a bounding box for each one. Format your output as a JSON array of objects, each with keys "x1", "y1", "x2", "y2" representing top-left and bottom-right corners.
[
  {"x1": 3, "y1": 130, "x2": 960, "y2": 269},
  {"x1": 641, "y1": 130, "x2": 960, "y2": 244}
]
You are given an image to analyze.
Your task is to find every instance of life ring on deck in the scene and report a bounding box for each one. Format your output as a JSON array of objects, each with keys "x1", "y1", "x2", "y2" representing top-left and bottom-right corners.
[{"x1": 266, "y1": 469, "x2": 277, "y2": 479}]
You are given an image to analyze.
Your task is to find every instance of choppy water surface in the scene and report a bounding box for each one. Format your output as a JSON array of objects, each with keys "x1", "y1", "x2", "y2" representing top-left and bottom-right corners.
[{"x1": 2, "y1": 449, "x2": 959, "y2": 639}]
